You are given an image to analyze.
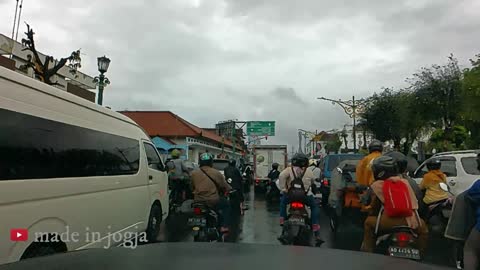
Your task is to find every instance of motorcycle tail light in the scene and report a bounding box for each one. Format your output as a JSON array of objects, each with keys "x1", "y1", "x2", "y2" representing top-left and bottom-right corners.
[
  {"x1": 255, "y1": 179, "x2": 260, "y2": 184},
  {"x1": 322, "y1": 179, "x2": 329, "y2": 186},
  {"x1": 394, "y1": 232, "x2": 412, "y2": 247},
  {"x1": 193, "y1": 207, "x2": 202, "y2": 215},
  {"x1": 291, "y1": 202, "x2": 304, "y2": 209}
]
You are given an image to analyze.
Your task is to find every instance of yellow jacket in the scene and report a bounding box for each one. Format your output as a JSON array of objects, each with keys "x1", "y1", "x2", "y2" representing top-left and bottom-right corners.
[
  {"x1": 356, "y1": 151, "x2": 382, "y2": 186},
  {"x1": 420, "y1": 169, "x2": 449, "y2": 204}
]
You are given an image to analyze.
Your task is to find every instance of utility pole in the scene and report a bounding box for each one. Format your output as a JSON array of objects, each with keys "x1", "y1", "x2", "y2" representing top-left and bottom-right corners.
[{"x1": 317, "y1": 95, "x2": 369, "y2": 152}]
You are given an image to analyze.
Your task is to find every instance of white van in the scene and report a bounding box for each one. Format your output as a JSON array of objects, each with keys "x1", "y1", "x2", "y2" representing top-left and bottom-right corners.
[{"x1": 0, "y1": 66, "x2": 169, "y2": 264}]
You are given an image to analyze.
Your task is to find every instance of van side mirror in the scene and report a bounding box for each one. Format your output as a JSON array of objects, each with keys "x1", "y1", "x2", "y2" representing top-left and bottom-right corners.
[
  {"x1": 439, "y1": 182, "x2": 449, "y2": 192},
  {"x1": 158, "y1": 163, "x2": 166, "y2": 172}
]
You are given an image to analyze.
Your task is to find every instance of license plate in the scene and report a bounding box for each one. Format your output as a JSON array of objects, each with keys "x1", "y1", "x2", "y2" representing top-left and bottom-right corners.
[
  {"x1": 289, "y1": 217, "x2": 305, "y2": 225},
  {"x1": 388, "y1": 246, "x2": 421, "y2": 260},
  {"x1": 188, "y1": 217, "x2": 206, "y2": 226}
]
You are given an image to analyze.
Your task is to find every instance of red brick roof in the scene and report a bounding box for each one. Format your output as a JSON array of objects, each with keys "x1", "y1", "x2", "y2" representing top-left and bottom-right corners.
[{"x1": 120, "y1": 111, "x2": 241, "y2": 150}]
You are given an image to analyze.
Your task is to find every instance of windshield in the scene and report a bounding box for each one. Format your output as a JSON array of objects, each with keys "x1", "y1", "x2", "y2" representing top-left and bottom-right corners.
[{"x1": 1, "y1": 1, "x2": 479, "y2": 269}]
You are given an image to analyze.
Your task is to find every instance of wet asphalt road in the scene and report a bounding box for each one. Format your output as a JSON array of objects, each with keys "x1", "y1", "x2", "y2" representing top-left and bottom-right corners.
[{"x1": 161, "y1": 186, "x2": 454, "y2": 268}]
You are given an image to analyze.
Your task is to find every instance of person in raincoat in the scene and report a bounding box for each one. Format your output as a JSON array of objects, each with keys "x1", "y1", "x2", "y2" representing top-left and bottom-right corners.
[{"x1": 356, "y1": 140, "x2": 383, "y2": 186}]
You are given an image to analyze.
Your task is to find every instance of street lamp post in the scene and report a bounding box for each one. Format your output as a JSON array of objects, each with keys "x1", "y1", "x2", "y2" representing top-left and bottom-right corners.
[
  {"x1": 317, "y1": 95, "x2": 368, "y2": 152},
  {"x1": 93, "y1": 56, "x2": 111, "y2": 106}
]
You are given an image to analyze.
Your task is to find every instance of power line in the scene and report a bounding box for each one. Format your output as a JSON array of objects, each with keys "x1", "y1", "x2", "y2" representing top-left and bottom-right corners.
[
  {"x1": 15, "y1": 0, "x2": 25, "y2": 41},
  {"x1": 11, "y1": 0, "x2": 19, "y2": 41}
]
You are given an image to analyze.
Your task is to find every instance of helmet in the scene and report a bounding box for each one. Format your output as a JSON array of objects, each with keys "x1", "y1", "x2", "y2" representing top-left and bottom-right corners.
[
  {"x1": 309, "y1": 159, "x2": 317, "y2": 167},
  {"x1": 426, "y1": 158, "x2": 441, "y2": 171},
  {"x1": 171, "y1": 149, "x2": 181, "y2": 158},
  {"x1": 291, "y1": 153, "x2": 309, "y2": 167},
  {"x1": 384, "y1": 151, "x2": 408, "y2": 174},
  {"x1": 199, "y1": 153, "x2": 213, "y2": 167},
  {"x1": 368, "y1": 140, "x2": 383, "y2": 153},
  {"x1": 228, "y1": 159, "x2": 236, "y2": 166},
  {"x1": 272, "y1": 162, "x2": 279, "y2": 170},
  {"x1": 371, "y1": 156, "x2": 398, "y2": 180}
]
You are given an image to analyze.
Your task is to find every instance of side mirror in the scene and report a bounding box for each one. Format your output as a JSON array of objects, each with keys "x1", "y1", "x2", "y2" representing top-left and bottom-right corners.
[
  {"x1": 439, "y1": 182, "x2": 449, "y2": 192},
  {"x1": 158, "y1": 163, "x2": 166, "y2": 171}
]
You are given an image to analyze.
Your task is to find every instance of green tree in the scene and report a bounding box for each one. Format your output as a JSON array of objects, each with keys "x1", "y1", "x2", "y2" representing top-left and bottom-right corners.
[
  {"x1": 325, "y1": 134, "x2": 342, "y2": 154},
  {"x1": 408, "y1": 54, "x2": 463, "y2": 132},
  {"x1": 460, "y1": 54, "x2": 480, "y2": 148},
  {"x1": 362, "y1": 89, "x2": 403, "y2": 149}
]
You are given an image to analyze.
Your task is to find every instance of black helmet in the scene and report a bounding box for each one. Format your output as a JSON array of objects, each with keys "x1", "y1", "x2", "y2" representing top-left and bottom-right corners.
[
  {"x1": 426, "y1": 158, "x2": 441, "y2": 171},
  {"x1": 291, "y1": 153, "x2": 309, "y2": 167},
  {"x1": 228, "y1": 159, "x2": 236, "y2": 166},
  {"x1": 199, "y1": 153, "x2": 213, "y2": 167},
  {"x1": 384, "y1": 151, "x2": 408, "y2": 174},
  {"x1": 272, "y1": 162, "x2": 279, "y2": 170},
  {"x1": 371, "y1": 156, "x2": 398, "y2": 180},
  {"x1": 368, "y1": 140, "x2": 383, "y2": 153}
]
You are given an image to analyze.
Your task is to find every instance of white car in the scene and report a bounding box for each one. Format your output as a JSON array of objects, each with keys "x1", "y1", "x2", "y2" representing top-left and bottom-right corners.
[{"x1": 412, "y1": 150, "x2": 480, "y2": 195}]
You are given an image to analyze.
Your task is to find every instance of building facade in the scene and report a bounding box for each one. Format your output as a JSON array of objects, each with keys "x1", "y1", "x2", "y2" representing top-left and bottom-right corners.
[{"x1": 120, "y1": 111, "x2": 244, "y2": 164}]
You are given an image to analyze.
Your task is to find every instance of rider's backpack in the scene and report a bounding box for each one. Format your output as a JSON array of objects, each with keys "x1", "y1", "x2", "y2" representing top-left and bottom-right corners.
[
  {"x1": 287, "y1": 168, "x2": 307, "y2": 203},
  {"x1": 382, "y1": 179, "x2": 413, "y2": 217}
]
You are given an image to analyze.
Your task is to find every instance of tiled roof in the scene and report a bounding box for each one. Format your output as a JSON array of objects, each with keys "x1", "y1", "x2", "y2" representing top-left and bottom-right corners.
[{"x1": 120, "y1": 111, "x2": 242, "y2": 150}]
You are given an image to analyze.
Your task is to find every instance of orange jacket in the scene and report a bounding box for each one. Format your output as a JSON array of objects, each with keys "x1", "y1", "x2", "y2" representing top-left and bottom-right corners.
[
  {"x1": 356, "y1": 151, "x2": 382, "y2": 186},
  {"x1": 420, "y1": 169, "x2": 449, "y2": 204}
]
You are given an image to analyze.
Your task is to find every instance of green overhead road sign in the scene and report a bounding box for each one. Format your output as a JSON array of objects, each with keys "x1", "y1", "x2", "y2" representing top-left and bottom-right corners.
[{"x1": 247, "y1": 121, "x2": 275, "y2": 136}]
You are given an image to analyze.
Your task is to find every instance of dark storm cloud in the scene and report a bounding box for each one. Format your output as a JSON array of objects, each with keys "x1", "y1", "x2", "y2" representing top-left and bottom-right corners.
[
  {"x1": 272, "y1": 87, "x2": 306, "y2": 105},
  {"x1": 0, "y1": 0, "x2": 479, "y2": 148}
]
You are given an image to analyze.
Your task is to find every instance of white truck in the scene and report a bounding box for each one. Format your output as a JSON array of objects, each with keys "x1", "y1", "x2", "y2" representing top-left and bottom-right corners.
[{"x1": 253, "y1": 145, "x2": 288, "y2": 191}]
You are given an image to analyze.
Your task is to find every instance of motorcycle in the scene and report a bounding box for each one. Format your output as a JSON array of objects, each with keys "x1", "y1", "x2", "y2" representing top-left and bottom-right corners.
[
  {"x1": 265, "y1": 178, "x2": 281, "y2": 203},
  {"x1": 188, "y1": 189, "x2": 237, "y2": 242},
  {"x1": 279, "y1": 192, "x2": 318, "y2": 247},
  {"x1": 226, "y1": 178, "x2": 243, "y2": 216},
  {"x1": 375, "y1": 225, "x2": 421, "y2": 260},
  {"x1": 426, "y1": 197, "x2": 453, "y2": 234}
]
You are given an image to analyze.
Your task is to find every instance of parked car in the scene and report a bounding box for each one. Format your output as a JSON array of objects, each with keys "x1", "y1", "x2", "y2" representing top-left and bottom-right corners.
[
  {"x1": 318, "y1": 154, "x2": 364, "y2": 206},
  {"x1": 412, "y1": 150, "x2": 480, "y2": 195}
]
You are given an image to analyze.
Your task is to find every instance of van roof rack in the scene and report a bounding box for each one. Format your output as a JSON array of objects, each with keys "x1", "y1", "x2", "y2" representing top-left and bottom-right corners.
[{"x1": 434, "y1": 150, "x2": 480, "y2": 156}]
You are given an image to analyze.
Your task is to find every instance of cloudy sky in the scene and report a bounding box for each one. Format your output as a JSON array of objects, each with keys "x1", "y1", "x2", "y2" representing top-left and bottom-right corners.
[{"x1": 1, "y1": 0, "x2": 479, "y2": 149}]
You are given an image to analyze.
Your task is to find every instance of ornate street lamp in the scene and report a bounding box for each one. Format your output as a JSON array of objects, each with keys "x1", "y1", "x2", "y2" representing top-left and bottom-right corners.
[
  {"x1": 317, "y1": 95, "x2": 369, "y2": 152},
  {"x1": 93, "y1": 56, "x2": 111, "y2": 105}
]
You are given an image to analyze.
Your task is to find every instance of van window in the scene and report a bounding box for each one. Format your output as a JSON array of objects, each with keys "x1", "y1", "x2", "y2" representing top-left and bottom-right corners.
[
  {"x1": 461, "y1": 157, "x2": 480, "y2": 175},
  {"x1": 414, "y1": 158, "x2": 457, "y2": 178},
  {"x1": 143, "y1": 142, "x2": 164, "y2": 171},
  {"x1": 0, "y1": 108, "x2": 140, "y2": 180}
]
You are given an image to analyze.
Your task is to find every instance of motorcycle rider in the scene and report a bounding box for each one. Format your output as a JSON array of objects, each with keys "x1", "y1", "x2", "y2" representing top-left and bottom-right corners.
[
  {"x1": 278, "y1": 153, "x2": 321, "y2": 241},
  {"x1": 307, "y1": 159, "x2": 322, "y2": 182},
  {"x1": 191, "y1": 153, "x2": 232, "y2": 232},
  {"x1": 224, "y1": 159, "x2": 245, "y2": 209},
  {"x1": 356, "y1": 140, "x2": 383, "y2": 186},
  {"x1": 361, "y1": 156, "x2": 428, "y2": 255},
  {"x1": 420, "y1": 158, "x2": 449, "y2": 206},
  {"x1": 384, "y1": 151, "x2": 425, "y2": 217},
  {"x1": 168, "y1": 149, "x2": 191, "y2": 201}
]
